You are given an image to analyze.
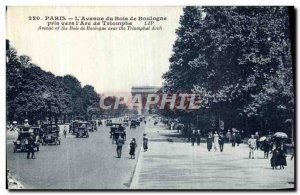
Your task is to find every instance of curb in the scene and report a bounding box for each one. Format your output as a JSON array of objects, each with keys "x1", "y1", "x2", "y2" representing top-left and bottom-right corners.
[{"x1": 129, "y1": 145, "x2": 144, "y2": 189}]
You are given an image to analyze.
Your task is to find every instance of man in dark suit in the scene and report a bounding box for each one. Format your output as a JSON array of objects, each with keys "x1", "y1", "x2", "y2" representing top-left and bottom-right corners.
[{"x1": 27, "y1": 136, "x2": 35, "y2": 159}]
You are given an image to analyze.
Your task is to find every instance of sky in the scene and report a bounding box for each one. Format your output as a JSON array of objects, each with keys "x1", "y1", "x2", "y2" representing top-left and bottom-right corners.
[{"x1": 6, "y1": 6, "x2": 183, "y2": 96}]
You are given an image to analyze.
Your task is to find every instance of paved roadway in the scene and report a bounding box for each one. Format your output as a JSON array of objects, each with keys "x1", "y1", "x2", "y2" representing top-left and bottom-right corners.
[
  {"x1": 6, "y1": 121, "x2": 145, "y2": 189},
  {"x1": 130, "y1": 122, "x2": 295, "y2": 190}
]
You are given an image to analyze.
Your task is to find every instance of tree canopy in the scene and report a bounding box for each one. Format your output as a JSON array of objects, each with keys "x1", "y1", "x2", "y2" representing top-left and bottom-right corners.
[
  {"x1": 162, "y1": 6, "x2": 294, "y2": 136},
  {"x1": 6, "y1": 40, "x2": 102, "y2": 124}
]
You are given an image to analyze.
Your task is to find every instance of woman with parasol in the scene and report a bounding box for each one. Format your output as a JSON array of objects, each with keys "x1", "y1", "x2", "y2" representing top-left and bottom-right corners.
[{"x1": 270, "y1": 132, "x2": 288, "y2": 169}]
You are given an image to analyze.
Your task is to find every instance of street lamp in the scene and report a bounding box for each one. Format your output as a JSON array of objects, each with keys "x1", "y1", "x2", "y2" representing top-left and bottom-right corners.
[{"x1": 42, "y1": 91, "x2": 52, "y2": 131}]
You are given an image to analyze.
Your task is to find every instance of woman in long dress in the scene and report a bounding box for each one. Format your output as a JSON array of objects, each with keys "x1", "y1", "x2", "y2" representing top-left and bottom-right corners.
[
  {"x1": 213, "y1": 131, "x2": 219, "y2": 151},
  {"x1": 129, "y1": 138, "x2": 137, "y2": 159},
  {"x1": 143, "y1": 134, "x2": 148, "y2": 152},
  {"x1": 207, "y1": 132, "x2": 213, "y2": 151}
]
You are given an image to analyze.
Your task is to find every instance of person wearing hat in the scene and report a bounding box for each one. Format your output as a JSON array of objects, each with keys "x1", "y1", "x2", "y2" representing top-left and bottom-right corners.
[
  {"x1": 129, "y1": 138, "x2": 137, "y2": 159},
  {"x1": 24, "y1": 119, "x2": 30, "y2": 127},
  {"x1": 116, "y1": 136, "x2": 125, "y2": 158},
  {"x1": 27, "y1": 135, "x2": 35, "y2": 159},
  {"x1": 143, "y1": 133, "x2": 148, "y2": 152}
]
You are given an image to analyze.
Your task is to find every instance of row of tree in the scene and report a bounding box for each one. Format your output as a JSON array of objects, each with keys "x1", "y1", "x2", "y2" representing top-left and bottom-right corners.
[
  {"x1": 6, "y1": 40, "x2": 102, "y2": 124},
  {"x1": 161, "y1": 7, "x2": 295, "y2": 137}
]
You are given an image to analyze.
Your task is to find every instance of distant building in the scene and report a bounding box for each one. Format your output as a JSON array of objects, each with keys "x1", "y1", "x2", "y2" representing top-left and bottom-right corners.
[{"x1": 131, "y1": 86, "x2": 160, "y2": 115}]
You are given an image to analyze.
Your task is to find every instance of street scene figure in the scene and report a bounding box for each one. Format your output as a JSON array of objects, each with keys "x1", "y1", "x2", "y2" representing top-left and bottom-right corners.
[
  {"x1": 263, "y1": 139, "x2": 271, "y2": 159},
  {"x1": 129, "y1": 138, "x2": 137, "y2": 159},
  {"x1": 63, "y1": 126, "x2": 67, "y2": 138},
  {"x1": 231, "y1": 132, "x2": 236, "y2": 147},
  {"x1": 219, "y1": 132, "x2": 225, "y2": 152},
  {"x1": 191, "y1": 130, "x2": 196, "y2": 146},
  {"x1": 248, "y1": 135, "x2": 257, "y2": 159},
  {"x1": 196, "y1": 130, "x2": 201, "y2": 146},
  {"x1": 236, "y1": 132, "x2": 241, "y2": 146},
  {"x1": 116, "y1": 136, "x2": 125, "y2": 158},
  {"x1": 26, "y1": 136, "x2": 35, "y2": 159},
  {"x1": 226, "y1": 130, "x2": 231, "y2": 143},
  {"x1": 143, "y1": 134, "x2": 148, "y2": 152},
  {"x1": 213, "y1": 131, "x2": 219, "y2": 151},
  {"x1": 207, "y1": 132, "x2": 213, "y2": 152}
]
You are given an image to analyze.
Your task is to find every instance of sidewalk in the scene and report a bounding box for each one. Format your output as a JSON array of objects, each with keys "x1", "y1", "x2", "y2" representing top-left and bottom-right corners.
[{"x1": 130, "y1": 122, "x2": 294, "y2": 190}]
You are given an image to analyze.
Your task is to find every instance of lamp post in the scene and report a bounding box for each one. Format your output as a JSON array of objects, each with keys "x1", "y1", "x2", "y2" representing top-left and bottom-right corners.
[{"x1": 42, "y1": 91, "x2": 52, "y2": 131}]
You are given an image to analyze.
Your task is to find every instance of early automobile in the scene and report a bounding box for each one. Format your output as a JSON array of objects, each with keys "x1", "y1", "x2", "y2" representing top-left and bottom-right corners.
[
  {"x1": 110, "y1": 123, "x2": 126, "y2": 143},
  {"x1": 123, "y1": 120, "x2": 129, "y2": 127},
  {"x1": 106, "y1": 119, "x2": 113, "y2": 127},
  {"x1": 70, "y1": 120, "x2": 80, "y2": 134},
  {"x1": 89, "y1": 120, "x2": 98, "y2": 132},
  {"x1": 31, "y1": 126, "x2": 43, "y2": 144},
  {"x1": 76, "y1": 122, "x2": 89, "y2": 138},
  {"x1": 41, "y1": 124, "x2": 61, "y2": 145},
  {"x1": 13, "y1": 126, "x2": 40, "y2": 152},
  {"x1": 130, "y1": 121, "x2": 137, "y2": 129}
]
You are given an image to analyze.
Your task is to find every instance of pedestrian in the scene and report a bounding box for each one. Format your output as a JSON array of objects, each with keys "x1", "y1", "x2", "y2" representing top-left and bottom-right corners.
[
  {"x1": 213, "y1": 131, "x2": 219, "y2": 151},
  {"x1": 226, "y1": 130, "x2": 231, "y2": 143},
  {"x1": 27, "y1": 136, "x2": 35, "y2": 159},
  {"x1": 263, "y1": 139, "x2": 271, "y2": 159},
  {"x1": 207, "y1": 132, "x2": 213, "y2": 152},
  {"x1": 236, "y1": 132, "x2": 241, "y2": 146},
  {"x1": 248, "y1": 135, "x2": 256, "y2": 159},
  {"x1": 196, "y1": 130, "x2": 201, "y2": 146},
  {"x1": 191, "y1": 130, "x2": 196, "y2": 146},
  {"x1": 278, "y1": 141, "x2": 287, "y2": 169},
  {"x1": 116, "y1": 136, "x2": 125, "y2": 158},
  {"x1": 231, "y1": 132, "x2": 236, "y2": 147},
  {"x1": 187, "y1": 125, "x2": 192, "y2": 142},
  {"x1": 218, "y1": 132, "x2": 225, "y2": 152},
  {"x1": 129, "y1": 138, "x2": 137, "y2": 159},
  {"x1": 270, "y1": 144, "x2": 279, "y2": 169},
  {"x1": 63, "y1": 126, "x2": 67, "y2": 138},
  {"x1": 143, "y1": 133, "x2": 148, "y2": 152}
]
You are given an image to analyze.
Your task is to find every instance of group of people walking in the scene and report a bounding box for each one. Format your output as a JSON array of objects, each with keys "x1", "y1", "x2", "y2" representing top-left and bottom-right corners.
[
  {"x1": 187, "y1": 128, "x2": 289, "y2": 170},
  {"x1": 189, "y1": 130, "x2": 232, "y2": 152},
  {"x1": 206, "y1": 131, "x2": 225, "y2": 152},
  {"x1": 116, "y1": 133, "x2": 148, "y2": 159}
]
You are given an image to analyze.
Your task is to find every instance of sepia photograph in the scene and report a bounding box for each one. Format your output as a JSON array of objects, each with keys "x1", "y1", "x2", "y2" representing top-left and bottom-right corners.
[{"x1": 5, "y1": 6, "x2": 295, "y2": 190}]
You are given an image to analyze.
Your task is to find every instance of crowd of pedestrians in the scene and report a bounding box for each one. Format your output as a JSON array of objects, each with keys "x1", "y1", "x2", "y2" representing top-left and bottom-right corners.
[{"x1": 175, "y1": 123, "x2": 292, "y2": 170}]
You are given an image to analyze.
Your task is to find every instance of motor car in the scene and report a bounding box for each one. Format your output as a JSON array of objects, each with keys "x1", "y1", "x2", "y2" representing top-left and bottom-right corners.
[
  {"x1": 110, "y1": 123, "x2": 126, "y2": 143},
  {"x1": 130, "y1": 121, "x2": 137, "y2": 129},
  {"x1": 41, "y1": 124, "x2": 61, "y2": 145},
  {"x1": 106, "y1": 119, "x2": 113, "y2": 127},
  {"x1": 13, "y1": 126, "x2": 40, "y2": 152},
  {"x1": 89, "y1": 120, "x2": 98, "y2": 132},
  {"x1": 76, "y1": 122, "x2": 89, "y2": 138}
]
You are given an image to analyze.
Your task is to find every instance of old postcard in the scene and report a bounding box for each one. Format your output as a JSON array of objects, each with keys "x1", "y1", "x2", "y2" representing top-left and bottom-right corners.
[{"x1": 6, "y1": 6, "x2": 295, "y2": 190}]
